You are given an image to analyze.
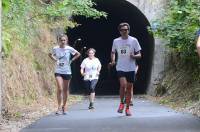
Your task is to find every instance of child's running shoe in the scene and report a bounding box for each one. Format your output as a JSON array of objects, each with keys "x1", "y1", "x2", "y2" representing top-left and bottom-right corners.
[{"x1": 88, "y1": 102, "x2": 94, "y2": 109}]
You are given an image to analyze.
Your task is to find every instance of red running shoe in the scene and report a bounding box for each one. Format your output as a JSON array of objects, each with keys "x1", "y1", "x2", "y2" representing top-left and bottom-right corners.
[
  {"x1": 125, "y1": 108, "x2": 132, "y2": 116},
  {"x1": 117, "y1": 103, "x2": 124, "y2": 113}
]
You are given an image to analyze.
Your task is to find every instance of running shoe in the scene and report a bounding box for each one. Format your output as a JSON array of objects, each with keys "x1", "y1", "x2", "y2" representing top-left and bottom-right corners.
[
  {"x1": 117, "y1": 103, "x2": 124, "y2": 113},
  {"x1": 88, "y1": 102, "x2": 94, "y2": 109},
  {"x1": 88, "y1": 105, "x2": 94, "y2": 109},
  {"x1": 125, "y1": 108, "x2": 132, "y2": 116},
  {"x1": 130, "y1": 101, "x2": 133, "y2": 106},
  {"x1": 62, "y1": 106, "x2": 67, "y2": 115},
  {"x1": 55, "y1": 108, "x2": 62, "y2": 115}
]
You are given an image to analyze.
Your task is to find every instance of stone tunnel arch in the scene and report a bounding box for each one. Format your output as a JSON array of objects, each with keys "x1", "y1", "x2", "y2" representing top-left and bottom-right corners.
[{"x1": 68, "y1": 0, "x2": 154, "y2": 95}]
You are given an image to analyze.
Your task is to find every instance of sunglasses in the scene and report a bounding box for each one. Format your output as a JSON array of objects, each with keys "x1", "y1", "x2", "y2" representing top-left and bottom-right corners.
[{"x1": 120, "y1": 29, "x2": 129, "y2": 31}]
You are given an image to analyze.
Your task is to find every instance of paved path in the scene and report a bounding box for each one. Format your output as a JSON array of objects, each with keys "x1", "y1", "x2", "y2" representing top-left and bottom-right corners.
[{"x1": 22, "y1": 96, "x2": 200, "y2": 132}]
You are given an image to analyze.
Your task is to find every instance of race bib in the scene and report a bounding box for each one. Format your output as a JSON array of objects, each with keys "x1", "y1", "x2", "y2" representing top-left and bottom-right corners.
[
  {"x1": 59, "y1": 62, "x2": 65, "y2": 67},
  {"x1": 85, "y1": 74, "x2": 93, "y2": 80},
  {"x1": 118, "y1": 46, "x2": 130, "y2": 56},
  {"x1": 57, "y1": 60, "x2": 69, "y2": 67},
  {"x1": 89, "y1": 74, "x2": 93, "y2": 78},
  {"x1": 85, "y1": 74, "x2": 99, "y2": 80}
]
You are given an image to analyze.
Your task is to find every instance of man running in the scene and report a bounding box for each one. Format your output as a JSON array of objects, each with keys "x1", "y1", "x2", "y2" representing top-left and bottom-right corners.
[{"x1": 110, "y1": 22, "x2": 142, "y2": 116}]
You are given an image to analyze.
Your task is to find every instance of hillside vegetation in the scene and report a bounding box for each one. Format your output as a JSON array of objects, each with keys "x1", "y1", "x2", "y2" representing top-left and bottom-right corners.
[
  {"x1": 153, "y1": 0, "x2": 200, "y2": 116},
  {"x1": 2, "y1": 0, "x2": 106, "y2": 118}
]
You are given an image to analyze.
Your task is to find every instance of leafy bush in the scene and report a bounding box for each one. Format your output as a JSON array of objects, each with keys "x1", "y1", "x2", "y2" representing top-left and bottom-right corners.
[{"x1": 153, "y1": 0, "x2": 200, "y2": 78}]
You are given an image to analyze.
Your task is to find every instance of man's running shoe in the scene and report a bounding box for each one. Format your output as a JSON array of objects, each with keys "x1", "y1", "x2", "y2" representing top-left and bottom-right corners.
[
  {"x1": 117, "y1": 103, "x2": 124, "y2": 113},
  {"x1": 130, "y1": 101, "x2": 133, "y2": 106},
  {"x1": 125, "y1": 108, "x2": 132, "y2": 116}
]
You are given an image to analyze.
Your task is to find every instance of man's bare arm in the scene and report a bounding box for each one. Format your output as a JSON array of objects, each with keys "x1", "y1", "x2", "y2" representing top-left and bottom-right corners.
[
  {"x1": 130, "y1": 51, "x2": 142, "y2": 59},
  {"x1": 110, "y1": 51, "x2": 116, "y2": 66}
]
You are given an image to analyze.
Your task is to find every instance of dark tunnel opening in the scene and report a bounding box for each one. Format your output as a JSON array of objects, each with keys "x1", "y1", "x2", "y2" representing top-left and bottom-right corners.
[{"x1": 68, "y1": 0, "x2": 154, "y2": 95}]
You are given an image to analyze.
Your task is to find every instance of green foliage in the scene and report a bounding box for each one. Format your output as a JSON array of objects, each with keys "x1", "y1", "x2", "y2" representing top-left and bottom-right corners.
[
  {"x1": 159, "y1": 99, "x2": 170, "y2": 105},
  {"x1": 2, "y1": 0, "x2": 11, "y2": 13},
  {"x1": 2, "y1": 0, "x2": 107, "y2": 56},
  {"x1": 33, "y1": 59, "x2": 43, "y2": 71},
  {"x1": 3, "y1": 0, "x2": 39, "y2": 56},
  {"x1": 44, "y1": 0, "x2": 107, "y2": 28},
  {"x1": 2, "y1": 31, "x2": 12, "y2": 55},
  {"x1": 70, "y1": 0, "x2": 107, "y2": 18},
  {"x1": 153, "y1": 0, "x2": 200, "y2": 78},
  {"x1": 13, "y1": 111, "x2": 22, "y2": 118}
]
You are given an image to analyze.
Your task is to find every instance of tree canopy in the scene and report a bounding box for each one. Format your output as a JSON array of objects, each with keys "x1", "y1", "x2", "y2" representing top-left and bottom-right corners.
[{"x1": 2, "y1": 0, "x2": 107, "y2": 56}]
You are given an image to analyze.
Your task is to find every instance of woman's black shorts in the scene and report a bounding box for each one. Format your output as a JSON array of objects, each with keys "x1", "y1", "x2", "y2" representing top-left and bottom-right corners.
[{"x1": 55, "y1": 73, "x2": 72, "y2": 80}]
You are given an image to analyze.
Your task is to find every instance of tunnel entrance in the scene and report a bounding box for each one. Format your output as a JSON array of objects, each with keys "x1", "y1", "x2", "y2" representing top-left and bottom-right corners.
[{"x1": 68, "y1": 0, "x2": 154, "y2": 95}]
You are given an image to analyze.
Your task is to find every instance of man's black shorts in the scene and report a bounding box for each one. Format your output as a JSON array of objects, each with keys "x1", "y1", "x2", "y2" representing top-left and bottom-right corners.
[
  {"x1": 117, "y1": 71, "x2": 135, "y2": 83},
  {"x1": 55, "y1": 73, "x2": 72, "y2": 80}
]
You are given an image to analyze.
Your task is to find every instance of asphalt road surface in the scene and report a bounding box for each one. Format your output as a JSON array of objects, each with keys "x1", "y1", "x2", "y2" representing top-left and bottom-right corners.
[{"x1": 21, "y1": 96, "x2": 200, "y2": 132}]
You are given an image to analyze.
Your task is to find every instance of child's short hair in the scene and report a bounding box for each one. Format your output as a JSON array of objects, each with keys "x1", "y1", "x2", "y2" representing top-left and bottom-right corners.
[{"x1": 87, "y1": 48, "x2": 96, "y2": 54}]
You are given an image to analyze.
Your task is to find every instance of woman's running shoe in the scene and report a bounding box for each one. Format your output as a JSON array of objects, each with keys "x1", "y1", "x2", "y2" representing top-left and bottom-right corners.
[
  {"x1": 55, "y1": 108, "x2": 62, "y2": 115},
  {"x1": 62, "y1": 106, "x2": 67, "y2": 115}
]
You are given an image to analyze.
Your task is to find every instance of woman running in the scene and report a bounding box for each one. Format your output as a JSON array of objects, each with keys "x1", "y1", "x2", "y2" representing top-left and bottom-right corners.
[{"x1": 49, "y1": 34, "x2": 81, "y2": 115}]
